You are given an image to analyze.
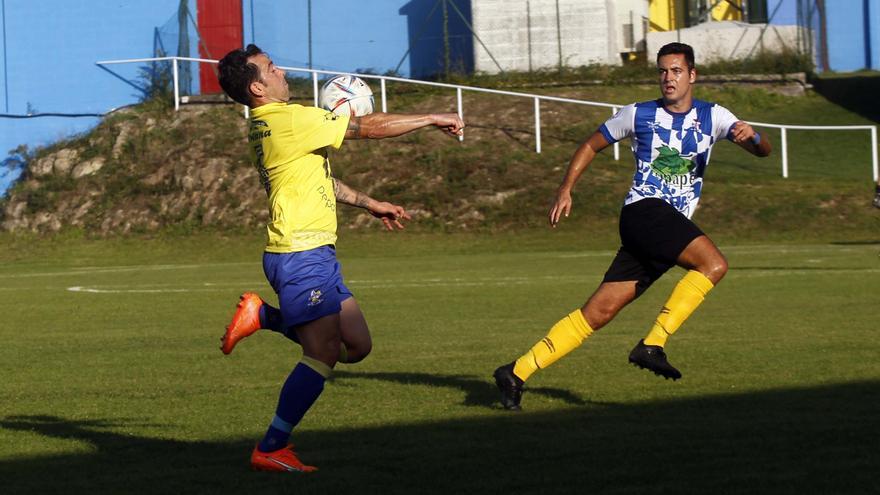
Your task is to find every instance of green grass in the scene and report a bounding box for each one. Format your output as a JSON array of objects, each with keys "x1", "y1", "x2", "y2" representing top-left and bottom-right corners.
[{"x1": 0, "y1": 233, "x2": 878, "y2": 493}]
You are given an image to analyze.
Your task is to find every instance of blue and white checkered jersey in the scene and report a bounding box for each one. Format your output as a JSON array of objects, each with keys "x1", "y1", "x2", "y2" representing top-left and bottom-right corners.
[{"x1": 599, "y1": 99, "x2": 740, "y2": 219}]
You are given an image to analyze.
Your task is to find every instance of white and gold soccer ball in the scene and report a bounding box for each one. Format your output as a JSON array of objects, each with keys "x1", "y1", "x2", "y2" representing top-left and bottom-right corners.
[{"x1": 319, "y1": 75, "x2": 375, "y2": 117}]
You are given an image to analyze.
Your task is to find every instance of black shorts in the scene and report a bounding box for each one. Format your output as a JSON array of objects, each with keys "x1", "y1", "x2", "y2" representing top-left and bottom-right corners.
[{"x1": 602, "y1": 198, "x2": 704, "y2": 297}]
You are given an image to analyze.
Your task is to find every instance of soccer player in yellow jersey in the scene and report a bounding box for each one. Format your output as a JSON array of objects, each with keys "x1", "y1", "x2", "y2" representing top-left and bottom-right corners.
[
  {"x1": 493, "y1": 43, "x2": 772, "y2": 410},
  {"x1": 217, "y1": 45, "x2": 464, "y2": 472}
]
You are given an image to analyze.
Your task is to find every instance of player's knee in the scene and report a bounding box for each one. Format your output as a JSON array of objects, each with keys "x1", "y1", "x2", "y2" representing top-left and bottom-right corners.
[
  {"x1": 303, "y1": 337, "x2": 342, "y2": 366},
  {"x1": 346, "y1": 340, "x2": 372, "y2": 363},
  {"x1": 702, "y1": 257, "x2": 728, "y2": 284},
  {"x1": 585, "y1": 301, "x2": 621, "y2": 329}
]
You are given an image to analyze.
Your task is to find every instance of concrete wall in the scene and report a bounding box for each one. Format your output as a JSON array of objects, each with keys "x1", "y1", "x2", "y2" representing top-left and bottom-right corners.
[
  {"x1": 614, "y1": 0, "x2": 649, "y2": 52},
  {"x1": 471, "y1": 0, "x2": 617, "y2": 73},
  {"x1": 647, "y1": 21, "x2": 800, "y2": 63}
]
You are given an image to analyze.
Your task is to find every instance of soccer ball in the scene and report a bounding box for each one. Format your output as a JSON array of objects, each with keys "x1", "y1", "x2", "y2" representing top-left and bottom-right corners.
[{"x1": 319, "y1": 75, "x2": 375, "y2": 117}]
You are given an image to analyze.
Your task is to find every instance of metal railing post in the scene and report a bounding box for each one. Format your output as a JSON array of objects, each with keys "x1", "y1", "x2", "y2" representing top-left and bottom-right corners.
[
  {"x1": 871, "y1": 126, "x2": 878, "y2": 182},
  {"x1": 534, "y1": 97, "x2": 541, "y2": 154},
  {"x1": 456, "y1": 87, "x2": 463, "y2": 142},
  {"x1": 611, "y1": 106, "x2": 619, "y2": 161},
  {"x1": 244, "y1": 105, "x2": 249, "y2": 119},
  {"x1": 172, "y1": 58, "x2": 179, "y2": 111},
  {"x1": 312, "y1": 72, "x2": 319, "y2": 107},
  {"x1": 380, "y1": 78, "x2": 387, "y2": 113},
  {"x1": 781, "y1": 127, "x2": 788, "y2": 178}
]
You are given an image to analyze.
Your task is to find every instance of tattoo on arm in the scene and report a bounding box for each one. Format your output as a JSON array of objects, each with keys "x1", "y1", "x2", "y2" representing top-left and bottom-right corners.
[
  {"x1": 334, "y1": 179, "x2": 373, "y2": 209},
  {"x1": 354, "y1": 191, "x2": 370, "y2": 209},
  {"x1": 345, "y1": 116, "x2": 363, "y2": 139}
]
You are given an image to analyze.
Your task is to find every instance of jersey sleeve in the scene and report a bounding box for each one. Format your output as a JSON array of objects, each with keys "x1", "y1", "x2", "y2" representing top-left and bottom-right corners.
[
  {"x1": 598, "y1": 104, "x2": 635, "y2": 144},
  {"x1": 294, "y1": 106, "x2": 351, "y2": 151},
  {"x1": 712, "y1": 104, "x2": 740, "y2": 141}
]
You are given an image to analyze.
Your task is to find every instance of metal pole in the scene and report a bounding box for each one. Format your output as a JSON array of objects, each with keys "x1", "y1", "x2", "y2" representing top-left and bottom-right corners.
[
  {"x1": 244, "y1": 105, "x2": 249, "y2": 119},
  {"x1": 250, "y1": 0, "x2": 255, "y2": 44},
  {"x1": 555, "y1": 0, "x2": 563, "y2": 71},
  {"x1": 871, "y1": 126, "x2": 878, "y2": 182},
  {"x1": 535, "y1": 97, "x2": 542, "y2": 154},
  {"x1": 781, "y1": 127, "x2": 788, "y2": 178},
  {"x1": 612, "y1": 106, "x2": 619, "y2": 161},
  {"x1": 456, "y1": 86, "x2": 463, "y2": 142},
  {"x1": 527, "y1": 0, "x2": 532, "y2": 72},
  {"x1": 312, "y1": 72, "x2": 319, "y2": 107},
  {"x1": 380, "y1": 78, "x2": 387, "y2": 112},
  {"x1": 2, "y1": 0, "x2": 9, "y2": 113},
  {"x1": 172, "y1": 58, "x2": 179, "y2": 111}
]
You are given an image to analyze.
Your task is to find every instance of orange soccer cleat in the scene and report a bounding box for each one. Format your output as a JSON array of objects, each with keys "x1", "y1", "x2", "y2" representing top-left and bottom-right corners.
[
  {"x1": 250, "y1": 444, "x2": 318, "y2": 473},
  {"x1": 221, "y1": 293, "x2": 264, "y2": 355}
]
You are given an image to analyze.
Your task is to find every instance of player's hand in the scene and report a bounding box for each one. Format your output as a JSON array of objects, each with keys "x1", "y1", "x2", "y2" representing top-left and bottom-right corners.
[
  {"x1": 549, "y1": 188, "x2": 573, "y2": 227},
  {"x1": 434, "y1": 113, "x2": 465, "y2": 138},
  {"x1": 730, "y1": 121, "x2": 757, "y2": 144},
  {"x1": 368, "y1": 201, "x2": 411, "y2": 231}
]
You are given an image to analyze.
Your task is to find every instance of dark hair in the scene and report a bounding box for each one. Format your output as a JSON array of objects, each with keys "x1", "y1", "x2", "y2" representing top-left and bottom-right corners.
[
  {"x1": 218, "y1": 44, "x2": 264, "y2": 106},
  {"x1": 657, "y1": 42, "x2": 695, "y2": 71}
]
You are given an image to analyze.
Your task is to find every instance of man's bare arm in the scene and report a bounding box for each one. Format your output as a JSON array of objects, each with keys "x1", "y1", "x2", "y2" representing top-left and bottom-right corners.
[
  {"x1": 730, "y1": 121, "x2": 772, "y2": 157},
  {"x1": 333, "y1": 178, "x2": 372, "y2": 209},
  {"x1": 345, "y1": 112, "x2": 464, "y2": 140},
  {"x1": 332, "y1": 179, "x2": 411, "y2": 231},
  {"x1": 549, "y1": 130, "x2": 611, "y2": 226}
]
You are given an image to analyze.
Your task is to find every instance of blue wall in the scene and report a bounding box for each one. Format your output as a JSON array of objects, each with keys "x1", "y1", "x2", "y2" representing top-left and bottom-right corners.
[
  {"x1": 767, "y1": 0, "x2": 797, "y2": 26},
  {"x1": 1, "y1": 0, "x2": 466, "y2": 195},
  {"x1": 0, "y1": 0, "x2": 186, "y2": 193},
  {"x1": 826, "y1": 0, "x2": 880, "y2": 72}
]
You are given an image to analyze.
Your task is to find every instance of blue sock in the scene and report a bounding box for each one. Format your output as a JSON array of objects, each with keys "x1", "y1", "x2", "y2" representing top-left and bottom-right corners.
[
  {"x1": 259, "y1": 304, "x2": 283, "y2": 331},
  {"x1": 259, "y1": 303, "x2": 300, "y2": 344},
  {"x1": 257, "y1": 360, "x2": 328, "y2": 453}
]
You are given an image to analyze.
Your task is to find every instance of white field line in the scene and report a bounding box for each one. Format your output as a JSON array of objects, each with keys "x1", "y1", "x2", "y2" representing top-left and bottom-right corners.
[
  {"x1": 60, "y1": 267, "x2": 880, "y2": 294},
  {"x1": 0, "y1": 262, "x2": 254, "y2": 279},
  {"x1": 557, "y1": 244, "x2": 879, "y2": 258},
  {"x1": 2, "y1": 243, "x2": 875, "y2": 280}
]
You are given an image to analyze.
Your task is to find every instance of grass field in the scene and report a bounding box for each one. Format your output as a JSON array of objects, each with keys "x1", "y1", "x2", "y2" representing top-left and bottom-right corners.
[{"x1": 0, "y1": 232, "x2": 877, "y2": 494}]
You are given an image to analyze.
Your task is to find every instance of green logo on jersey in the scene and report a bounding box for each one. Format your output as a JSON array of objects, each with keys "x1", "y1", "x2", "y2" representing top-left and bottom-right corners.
[{"x1": 651, "y1": 146, "x2": 695, "y2": 180}]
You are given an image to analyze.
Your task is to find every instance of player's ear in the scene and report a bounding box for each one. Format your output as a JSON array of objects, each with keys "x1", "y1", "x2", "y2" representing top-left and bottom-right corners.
[
  {"x1": 249, "y1": 80, "x2": 265, "y2": 100},
  {"x1": 689, "y1": 68, "x2": 697, "y2": 83}
]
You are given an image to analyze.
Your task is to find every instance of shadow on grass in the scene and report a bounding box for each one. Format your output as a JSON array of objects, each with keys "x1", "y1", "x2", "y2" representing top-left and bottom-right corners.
[
  {"x1": 2, "y1": 381, "x2": 878, "y2": 494},
  {"x1": 811, "y1": 75, "x2": 880, "y2": 124},
  {"x1": 333, "y1": 370, "x2": 592, "y2": 408}
]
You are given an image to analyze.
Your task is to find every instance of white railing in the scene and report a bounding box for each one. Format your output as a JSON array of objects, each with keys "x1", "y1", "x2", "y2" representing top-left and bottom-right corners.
[{"x1": 96, "y1": 56, "x2": 879, "y2": 182}]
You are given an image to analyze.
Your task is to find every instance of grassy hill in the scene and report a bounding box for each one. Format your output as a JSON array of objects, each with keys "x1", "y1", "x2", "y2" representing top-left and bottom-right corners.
[{"x1": 1, "y1": 78, "x2": 878, "y2": 244}]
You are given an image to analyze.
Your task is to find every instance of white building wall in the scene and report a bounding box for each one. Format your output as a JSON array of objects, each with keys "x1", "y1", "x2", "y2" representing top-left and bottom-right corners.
[
  {"x1": 613, "y1": 0, "x2": 649, "y2": 52},
  {"x1": 471, "y1": 0, "x2": 618, "y2": 73},
  {"x1": 646, "y1": 21, "x2": 801, "y2": 63}
]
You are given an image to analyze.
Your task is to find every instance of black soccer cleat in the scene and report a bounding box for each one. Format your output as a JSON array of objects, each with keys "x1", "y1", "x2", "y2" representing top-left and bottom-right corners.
[
  {"x1": 493, "y1": 362, "x2": 524, "y2": 411},
  {"x1": 628, "y1": 339, "x2": 682, "y2": 380},
  {"x1": 873, "y1": 192, "x2": 880, "y2": 209}
]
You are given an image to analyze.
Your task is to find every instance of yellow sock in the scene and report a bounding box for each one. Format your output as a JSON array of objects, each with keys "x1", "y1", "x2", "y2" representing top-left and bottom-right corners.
[
  {"x1": 643, "y1": 270, "x2": 714, "y2": 348},
  {"x1": 513, "y1": 309, "x2": 594, "y2": 382}
]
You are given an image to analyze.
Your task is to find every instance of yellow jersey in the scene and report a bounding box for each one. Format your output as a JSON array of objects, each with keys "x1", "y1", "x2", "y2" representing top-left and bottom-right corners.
[{"x1": 247, "y1": 103, "x2": 350, "y2": 253}]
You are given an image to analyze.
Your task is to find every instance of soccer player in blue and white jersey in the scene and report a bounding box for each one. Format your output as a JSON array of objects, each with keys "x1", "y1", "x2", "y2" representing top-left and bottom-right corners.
[{"x1": 494, "y1": 42, "x2": 772, "y2": 410}]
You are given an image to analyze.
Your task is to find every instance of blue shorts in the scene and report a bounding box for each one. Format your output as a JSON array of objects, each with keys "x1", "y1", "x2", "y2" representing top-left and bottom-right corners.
[{"x1": 263, "y1": 245, "x2": 353, "y2": 329}]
